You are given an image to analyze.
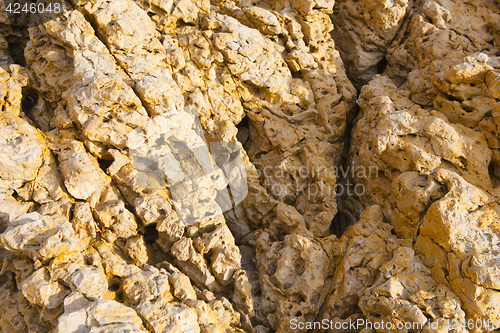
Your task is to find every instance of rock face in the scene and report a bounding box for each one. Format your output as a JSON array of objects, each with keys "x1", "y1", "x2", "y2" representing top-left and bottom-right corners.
[
  {"x1": 318, "y1": 206, "x2": 467, "y2": 332},
  {"x1": 0, "y1": 0, "x2": 499, "y2": 332},
  {"x1": 332, "y1": 0, "x2": 499, "y2": 87},
  {"x1": 343, "y1": 52, "x2": 500, "y2": 329}
]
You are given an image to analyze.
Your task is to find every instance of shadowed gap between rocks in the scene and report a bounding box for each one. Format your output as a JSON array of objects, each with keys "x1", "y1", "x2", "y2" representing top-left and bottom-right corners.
[
  {"x1": 330, "y1": 96, "x2": 362, "y2": 237},
  {"x1": 6, "y1": 35, "x2": 27, "y2": 67}
]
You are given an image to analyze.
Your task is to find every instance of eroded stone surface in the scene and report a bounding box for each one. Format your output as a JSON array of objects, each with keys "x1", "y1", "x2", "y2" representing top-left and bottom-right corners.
[
  {"x1": 346, "y1": 55, "x2": 500, "y2": 329},
  {"x1": 1, "y1": 0, "x2": 499, "y2": 331},
  {"x1": 318, "y1": 206, "x2": 466, "y2": 332},
  {"x1": 332, "y1": 0, "x2": 500, "y2": 86}
]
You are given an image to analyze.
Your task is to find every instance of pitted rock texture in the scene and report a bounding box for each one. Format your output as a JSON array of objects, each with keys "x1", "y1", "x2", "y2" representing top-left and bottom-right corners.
[
  {"x1": 0, "y1": 0, "x2": 499, "y2": 332},
  {"x1": 342, "y1": 54, "x2": 500, "y2": 329},
  {"x1": 332, "y1": 0, "x2": 499, "y2": 87},
  {"x1": 317, "y1": 205, "x2": 467, "y2": 332}
]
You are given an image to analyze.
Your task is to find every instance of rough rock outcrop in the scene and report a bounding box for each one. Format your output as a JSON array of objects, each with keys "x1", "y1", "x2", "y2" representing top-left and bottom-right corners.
[
  {"x1": 1, "y1": 0, "x2": 353, "y2": 331},
  {"x1": 332, "y1": 0, "x2": 499, "y2": 86},
  {"x1": 318, "y1": 205, "x2": 466, "y2": 332},
  {"x1": 344, "y1": 54, "x2": 500, "y2": 329},
  {"x1": 0, "y1": 0, "x2": 499, "y2": 332}
]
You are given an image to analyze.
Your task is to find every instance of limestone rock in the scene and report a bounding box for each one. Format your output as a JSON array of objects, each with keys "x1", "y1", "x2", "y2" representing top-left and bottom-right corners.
[
  {"x1": 332, "y1": 0, "x2": 500, "y2": 86},
  {"x1": 55, "y1": 292, "x2": 148, "y2": 333},
  {"x1": 125, "y1": 235, "x2": 149, "y2": 266},
  {"x1": 1, "y1": 213, "x2": 82, "y2": 260},
  {"x1": 348, "y1": 68, "x2": 500, "y2": 328},
  {"x1": 318, "y1": 206, "x2": 466, "y2": 332},
  {"x1": 331, "y1": 0, "x2": 412, "y2": 87},
  {"x1": 21, "y1": 267, "x2": 68, "y2": 310},
  {"x1": 71, "y1": 202, "x2": 98, "y2": 247},
  {"x1": 350, "y1": 74, "x2": 492, "y2": 238},
  {"x1": 0, "y1": 115, "x2": 46, "y2": 191},
  {"x1": 49, "y1": 136, "x2": 110, "y2": 201},
  {"x1": 0, "y1": 193, "x2": 32, "y2": 232},
  {"x1": 254, "y1": 229, "x2": 335, "y2": 331},
  {"x1": 0, "y1": 65, "x2": 29, "y2": 116},
  {"x1": 0, "y1": 271, "x2": 52, "y2": 332},
  {"x1": 2, "y1": 0, "x2": 499, "y2": 331},
  {"x1": 386, "y1": 0, "x2": 499, "y2": 83},
  {"x1": 408, "y1": 53, "x2": 500, "y2": 189}
]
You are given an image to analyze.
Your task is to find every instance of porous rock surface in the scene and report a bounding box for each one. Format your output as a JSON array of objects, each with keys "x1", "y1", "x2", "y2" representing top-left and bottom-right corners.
[
  {"x1": 332, "y1": 0, "x2": 499, "y2": 87},
  {"x1": 0, "y1": 0, "x2": 499, "y2": 332}
]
